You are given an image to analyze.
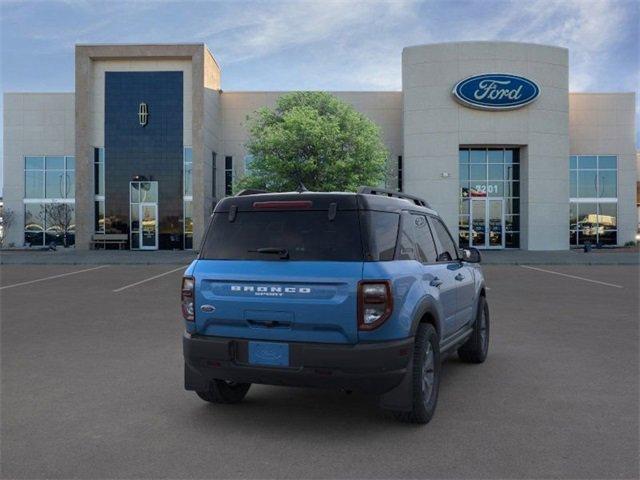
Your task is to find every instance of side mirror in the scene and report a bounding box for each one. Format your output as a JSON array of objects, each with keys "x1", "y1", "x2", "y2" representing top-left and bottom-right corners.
[{"x1": 462, "y1": 247, "x2": 481, "y2": 263}]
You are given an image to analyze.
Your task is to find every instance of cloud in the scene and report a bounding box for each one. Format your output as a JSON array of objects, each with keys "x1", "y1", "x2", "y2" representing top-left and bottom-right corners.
[{"x1": 194, "y1": 0, "x2": 422, "y2": 64}]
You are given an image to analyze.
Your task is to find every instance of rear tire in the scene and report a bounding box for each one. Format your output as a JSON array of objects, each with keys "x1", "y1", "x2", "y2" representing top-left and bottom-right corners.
[
  {"x1": 196, "y1": 380, "x2": 251, "y2": 404},
  {"x1": 394, "y1": 323, "x2": 441, "y2": 424},
  {"x1": 458, "y1": 295, "x2": 490, "y2": 363}
]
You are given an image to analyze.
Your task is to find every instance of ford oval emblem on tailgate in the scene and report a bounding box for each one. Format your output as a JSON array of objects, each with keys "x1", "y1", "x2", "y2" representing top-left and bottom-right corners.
[{"x1": 200, "y1": 304, "x2": 215, "y2": 313}]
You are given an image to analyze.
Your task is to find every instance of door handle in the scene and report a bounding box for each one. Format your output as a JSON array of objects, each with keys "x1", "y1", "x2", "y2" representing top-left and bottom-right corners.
[
  {"x1": 455, "y1": 273, "x2": 465, "y2": 281},
  {"x1": 430, "y1": 277, "x2": 443, "y2": 287}
]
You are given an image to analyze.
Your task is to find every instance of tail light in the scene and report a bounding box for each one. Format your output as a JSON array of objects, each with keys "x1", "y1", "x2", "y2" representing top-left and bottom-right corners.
[
  {"x1": 181, "y1": 276, "x2": 195, "y2": 321},
  {"x1": 358, "y1": 281, "x2": 393, "y2": 330}
]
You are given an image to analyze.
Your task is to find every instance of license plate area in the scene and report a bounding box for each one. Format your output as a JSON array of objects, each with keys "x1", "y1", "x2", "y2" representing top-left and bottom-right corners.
[{"x1": 248, "y1": 341, "x2": 290, "y2": 367}]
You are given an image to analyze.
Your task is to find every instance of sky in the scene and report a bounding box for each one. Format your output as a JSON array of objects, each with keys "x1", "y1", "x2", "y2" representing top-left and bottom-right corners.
[{"x1": 1, "y1": 0, "x2": 638, "y2": 192}]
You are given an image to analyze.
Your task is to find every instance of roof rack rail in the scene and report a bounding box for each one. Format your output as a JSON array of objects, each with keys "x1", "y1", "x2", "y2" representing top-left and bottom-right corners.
[
  {"x1": 235, "y1": 189, "x2": 268, "y2": 196},
  {"x1": 357, "y1": 186, "x2": 430, "y2": 208}
]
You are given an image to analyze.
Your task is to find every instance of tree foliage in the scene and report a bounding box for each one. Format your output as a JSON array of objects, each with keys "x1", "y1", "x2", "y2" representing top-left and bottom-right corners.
[{"x1": 237, "y1": 92, "x2": 389, "y2": 192}]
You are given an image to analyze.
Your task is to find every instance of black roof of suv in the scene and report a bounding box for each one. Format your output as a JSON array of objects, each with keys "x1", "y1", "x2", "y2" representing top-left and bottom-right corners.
[{"x1": 213, "y1": 187, "x2": 438, "y2": 216}]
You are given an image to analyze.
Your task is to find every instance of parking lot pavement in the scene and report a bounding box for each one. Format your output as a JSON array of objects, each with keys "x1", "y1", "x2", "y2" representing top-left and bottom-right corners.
[{"x1": 1, "y1": 264, "x2": 638, "y2": 479}]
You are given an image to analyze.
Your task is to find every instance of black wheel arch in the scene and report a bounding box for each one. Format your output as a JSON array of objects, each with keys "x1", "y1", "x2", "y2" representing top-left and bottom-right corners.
[{"x1": 409, "y1": 298, "x2": 442, "y2": 340}]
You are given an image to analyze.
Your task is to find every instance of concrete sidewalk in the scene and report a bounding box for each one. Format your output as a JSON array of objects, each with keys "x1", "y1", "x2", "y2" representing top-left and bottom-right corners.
[
  {"x1": 1, "y1": 247, "x2": 638, "y2": 265},
  {"x1": 480, "y1": 248, "x2": 639, "y2": 265},
  {"x1": 0, "y1": 248, "x2": 197, "y2": 265}
]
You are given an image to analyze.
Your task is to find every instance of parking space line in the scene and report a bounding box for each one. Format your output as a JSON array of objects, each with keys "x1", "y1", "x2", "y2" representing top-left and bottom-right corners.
[
  {"x1": 520, "y1": 265, "x2": 623, "y2": 289},
  {"x1": 0, "y1": 265, "x2": 109, "y2": 291},
  {"x1": 112, "y1": 265, "x2": 187, "y2": 293}
]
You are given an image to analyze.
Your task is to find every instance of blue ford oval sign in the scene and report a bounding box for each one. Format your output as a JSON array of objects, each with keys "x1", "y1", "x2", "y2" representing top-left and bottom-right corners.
[{"x1": 452, "y1": 73, "x2": 540, "y2": 110}]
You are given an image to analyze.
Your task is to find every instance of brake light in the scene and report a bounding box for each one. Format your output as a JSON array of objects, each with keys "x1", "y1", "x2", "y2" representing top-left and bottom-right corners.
[
  {"x1": 252, "y1": 200, "x2": 313, "y2": 209},
  {"x1": 181, "y1": 276, "x2": 195, "y2": 322},
  {"x1": 358, "y1": 281, "x2": 393, "y2": 330}
]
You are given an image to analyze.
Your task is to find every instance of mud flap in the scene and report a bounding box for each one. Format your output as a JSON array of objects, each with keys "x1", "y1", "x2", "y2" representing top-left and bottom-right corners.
[
  {"x1": 378, "y1": 355, "x2": 414, "y2": 412},
  {"x1": 184, "y1": 362, "x2": 209, "y2": 391}
]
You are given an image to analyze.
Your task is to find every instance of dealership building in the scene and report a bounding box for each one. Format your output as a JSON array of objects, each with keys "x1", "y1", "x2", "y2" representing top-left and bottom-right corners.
[{"x1": 2, "y1": 41, "x2": 638, "y2": 250}]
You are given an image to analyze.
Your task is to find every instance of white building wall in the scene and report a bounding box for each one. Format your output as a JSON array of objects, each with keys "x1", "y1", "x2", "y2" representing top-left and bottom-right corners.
[
  {"x1": 2, "y1": 93, "x2": 75, "y2": 246},
  {"x1": 569, "y1": 92, "x2": 637, "y2": 245},
  {"x1": 402, "y1": 41, "x2": 570, "y2": 250}
]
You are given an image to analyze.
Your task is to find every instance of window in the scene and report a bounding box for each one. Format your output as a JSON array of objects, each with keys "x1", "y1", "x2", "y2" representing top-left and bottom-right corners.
[
  {"x1": 459, "y1": 148, "x2": 520, "y2": 248},
  {"x1": 362, "y1": 211, "x2": 399, "y2": 261},
  {"x1": 397, "y1": 216, "x2": 417, "y2": 261},
  {"x1": 24, "y1": 155, "x2": 75, "y2": 246},
  {"x1": 570, "y1": 155, "x2": 618, "y2": 246},
  {"x1": 184, "y1": 200, "x2": 193, "y2": 250},
  {"x1": 411, "y1": 214, "x2": 438, "y2": 263},
  {"x1": 201, "y1": 210, "x2": 363, "y2": 261},
  {"x1": 25, "y1": 155, "x2": 74, "y2": 200},
  {"x1": 398, "y1": 156, "x2": 403, "y2": 192},
  {"x1": 181, "y1": 147, "x2": 194, "y2": 249},
  {"x1": 183, "y1": 147, "x2": 193, "y2": 198},
  {"x1": 225, "y1": 156, "x2": 233, "y2": 196},
  {"x1": 94, "y1": 148, "x2": 105, "y2": 232},
  {"x1": 429, "y1": 217, "x2": 458, "y2": 262}
]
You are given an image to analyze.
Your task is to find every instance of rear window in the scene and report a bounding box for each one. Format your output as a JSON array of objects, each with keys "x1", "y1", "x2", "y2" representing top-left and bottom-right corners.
[{"x1": 200, "y1": 211, "x2": 364, "y2": 261}]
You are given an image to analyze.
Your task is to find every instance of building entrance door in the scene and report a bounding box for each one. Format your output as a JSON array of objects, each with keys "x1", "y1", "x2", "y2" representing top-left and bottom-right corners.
[
  {"x1": 470, "y1": 198, "x2": 504, "y2": 249},
  {"x1": 138, "y1": 203, "x2": 158, "y2": 250},
  {"x1": 130, "y1": 181, "x2": 159, "y2": 250}
]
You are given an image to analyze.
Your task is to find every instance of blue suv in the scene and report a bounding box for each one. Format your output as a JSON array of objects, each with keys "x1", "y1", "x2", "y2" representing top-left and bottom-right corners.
[{"x1": 182, "y1": 187, "x2": 489, "y2": 423}]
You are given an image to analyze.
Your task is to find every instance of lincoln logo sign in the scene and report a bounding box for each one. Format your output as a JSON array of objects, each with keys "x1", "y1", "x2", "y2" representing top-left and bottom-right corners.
[
  {"x1": 138, "y1": 102, "x2": 149, "y2": 126},
  {"x1": 452, "y1": 73, "x2": 540, "y2": 110}
]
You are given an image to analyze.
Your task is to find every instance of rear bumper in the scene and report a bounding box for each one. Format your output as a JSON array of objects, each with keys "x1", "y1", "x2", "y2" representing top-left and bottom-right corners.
[{"x1": 183, "y1": 333, "x2": 413, "y2": 394}]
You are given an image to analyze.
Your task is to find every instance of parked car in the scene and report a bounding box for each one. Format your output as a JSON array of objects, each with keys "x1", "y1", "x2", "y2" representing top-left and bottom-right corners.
[{"x1": 182, "y1": 187, "x2": 489, "y2": 423}]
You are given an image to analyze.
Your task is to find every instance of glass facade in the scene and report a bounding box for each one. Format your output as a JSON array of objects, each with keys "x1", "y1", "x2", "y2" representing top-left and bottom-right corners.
[
  {"x1": 24, "y1": 155, "x2": 75, "y2": 246},
  {"x1": 183, "y1": 147, "x2": 193, "y2": 250},
  {"x1": 94, "y1": 147, "x2": 105, "y2": 232},
  {"x1": 104, "y1": 71, "x2": 183, "y2": 249},
  {"x1": 459, "y1": 148, "x2": 520, "y2": 249},
  {"x1": 570, "y1": 155, "x2": 618, "y2": 246}
]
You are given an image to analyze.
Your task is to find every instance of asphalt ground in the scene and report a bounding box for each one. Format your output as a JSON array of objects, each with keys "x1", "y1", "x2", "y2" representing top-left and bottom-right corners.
[{"x1": 1, "y1": 264, "x2": 638, "y2": 479}]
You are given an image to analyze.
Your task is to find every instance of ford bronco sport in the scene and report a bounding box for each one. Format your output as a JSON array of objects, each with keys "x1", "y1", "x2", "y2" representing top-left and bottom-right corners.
[{"x1": 182, "y1": 187, "x2": 489, "y2": 423}]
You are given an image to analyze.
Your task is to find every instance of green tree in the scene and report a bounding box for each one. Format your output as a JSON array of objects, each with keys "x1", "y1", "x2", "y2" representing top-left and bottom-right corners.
[{"x1": 237, "y1": 92, "x2": 389, "y2": 192}]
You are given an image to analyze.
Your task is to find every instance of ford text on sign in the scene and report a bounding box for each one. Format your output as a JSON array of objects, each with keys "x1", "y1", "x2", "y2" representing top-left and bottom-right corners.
[{"x1": 453, "y1": 74, "x2": 540, "y2": 110}]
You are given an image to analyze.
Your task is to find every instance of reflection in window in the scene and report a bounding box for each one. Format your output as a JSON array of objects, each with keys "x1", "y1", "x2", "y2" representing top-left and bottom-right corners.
[
  {"x1": 569, "y1": 155, "x2": 618, "y2": 246},
  {"x1": 94, "y1": 148, "x2": 105, "y2": 196},
  {"x1": 459, "y1": 148, "x2": 520, "y2": 248},
  {"x1": 184, "y1": 200, "x2": 193, "y2": 250},
  {"x1": 95, "y1": 200, "x2": 105, "y2": 233},
  {"x1": 184, "y1": 147, "x2": 193, "y2": 197},
  {"x1": 25, "y1": 155, "x2": 74, "y2": 200},
  {"x1": 24, "y1": 202, "x2": 75, "y2": 247},
  {"x1": 182, "y1": 148, "x2": 194, "y2": 250},
  {"x1": 23, "y1": 155, "x2": 75, "y2": 246}
]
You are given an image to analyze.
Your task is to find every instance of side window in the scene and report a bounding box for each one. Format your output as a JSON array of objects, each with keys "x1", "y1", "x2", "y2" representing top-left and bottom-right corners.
[
  {"x1": 365, "y1": 211, "x2": 400, "y2": 261},
  {"x1": 397, "y1": 213, "x2": 417, "y2": 260},
  {"x1": 429, "y1": 217, "x2": 458, "y2": 262},
  {"x1": 411, "y1": 214, "x2": 438, "y2": 263}
]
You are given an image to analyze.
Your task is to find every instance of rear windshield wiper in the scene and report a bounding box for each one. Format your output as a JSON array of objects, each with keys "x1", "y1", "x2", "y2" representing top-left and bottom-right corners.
[{"x1": 248, "y1": 247, "x2": 290, "y2": 260}]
